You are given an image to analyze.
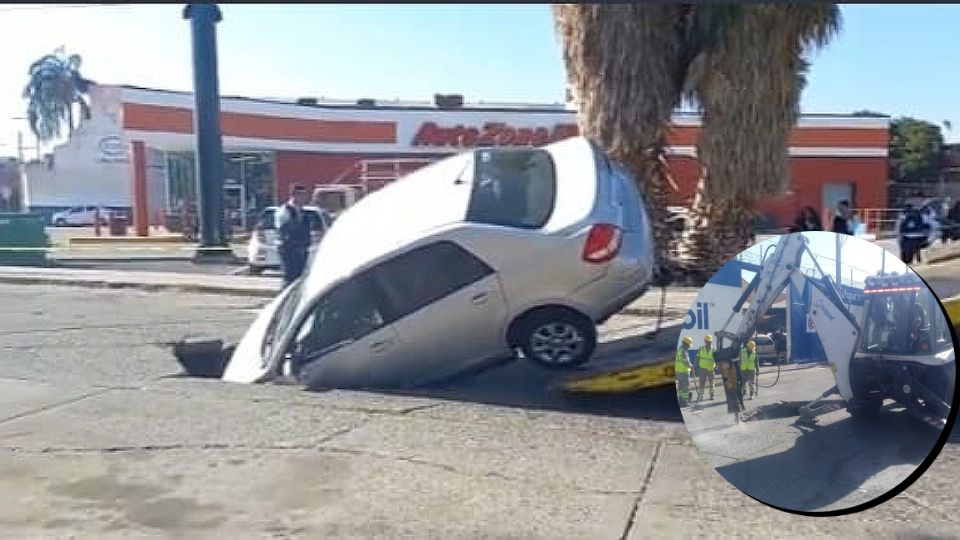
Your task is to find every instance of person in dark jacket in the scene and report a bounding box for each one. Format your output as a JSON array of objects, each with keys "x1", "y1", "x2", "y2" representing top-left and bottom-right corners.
[
  {"x1": 772, "y1": 327, "x2": 788, "y2": 364},
  {"x1": 792, "y1": 206, "x2": 822, "y2": 232},
  {"x1": 831, "y1": 200, "x2": 853, "y2": 235},
  {"x1": 275, "y1": 184, "x2": 312, "y2": 288},
  {"x1": 898, "y1": 203, "x2": 931, "y2": 265}
]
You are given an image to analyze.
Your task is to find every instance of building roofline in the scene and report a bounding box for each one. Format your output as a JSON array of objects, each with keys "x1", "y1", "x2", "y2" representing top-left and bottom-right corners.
[{"x1": 105, "y1": 84, "x2": 892, "y2": 121}]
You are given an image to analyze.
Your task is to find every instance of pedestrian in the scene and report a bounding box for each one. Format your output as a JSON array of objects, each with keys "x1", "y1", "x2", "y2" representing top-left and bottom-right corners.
[
  {"x1": 740, "y1": 340, "x2": 758, "y2": 400},
  {"x1": 772, "y1": 327, "x2": 787, "y2": 364},
  {"x1": 696, "y1": 335, "x2": 716, "y2": 402},
  {"x1": 898, "y1": 203, "x2": 930, "y2": 266},
  {"x1": 831, "y1": 200, "x2": 853, "y2": 235},
  {"x1": 675, "y1": 336, "x2": 695, "y2": 407},
  {"x1": 276, "y1": 184, "x2": 312, "y2": 288},
  {"x1": 792, "y1": 206, "x2": 822, "y2": 232}
]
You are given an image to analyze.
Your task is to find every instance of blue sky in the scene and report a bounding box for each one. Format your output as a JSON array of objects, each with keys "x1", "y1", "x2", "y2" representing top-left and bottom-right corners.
[
  {"x1": 742, "y1": 232, "x2": 910, "y2": 287},
  {"x1": 1, "y1": 3, "x2": 959, "y2": 155}
]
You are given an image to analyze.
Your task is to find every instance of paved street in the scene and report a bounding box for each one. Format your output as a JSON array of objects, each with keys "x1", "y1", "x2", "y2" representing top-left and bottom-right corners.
[
  {"x1": 1, "y1": 282, "x2": 959, "y2": 538},
  {"x1": 682, "y1": 363, "x2": 945, "y2": 514}
]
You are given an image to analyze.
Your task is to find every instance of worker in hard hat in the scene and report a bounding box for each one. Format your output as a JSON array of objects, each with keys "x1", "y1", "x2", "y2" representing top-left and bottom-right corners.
[
  {"x1": 696, "y1": 334, "x2": 716, "y2": 401},
  {"x1": 740, "y1": 340, "x2": 758, "y2": 400},
  {"x1": 675, "y1": 336, "x2": 695, "y2": 407}
]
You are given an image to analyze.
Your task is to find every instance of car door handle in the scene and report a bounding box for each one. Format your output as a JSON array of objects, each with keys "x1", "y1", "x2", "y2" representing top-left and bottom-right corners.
[
  {"x1": 371, "y1": 340, "x2": 395, "y2": 353},
  {"x1": 471, "y1": 291, "x2": 491, "y2": 305}
]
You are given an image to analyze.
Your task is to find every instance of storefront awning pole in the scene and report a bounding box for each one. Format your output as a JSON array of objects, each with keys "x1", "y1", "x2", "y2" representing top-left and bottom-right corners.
[{"x1": 184, "y1": 3, "x2": 229, "y2": 257}]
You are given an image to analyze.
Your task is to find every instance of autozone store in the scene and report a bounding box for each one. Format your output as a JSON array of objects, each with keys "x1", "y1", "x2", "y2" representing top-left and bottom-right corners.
[{"x1": 25, "y1": 84, "x2": 890, "y2": 231}]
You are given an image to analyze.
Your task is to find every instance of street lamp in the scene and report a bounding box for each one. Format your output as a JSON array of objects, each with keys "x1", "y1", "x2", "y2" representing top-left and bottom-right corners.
[{"x1": 183, "y1": 3, "x2": 235, "y2": 263}]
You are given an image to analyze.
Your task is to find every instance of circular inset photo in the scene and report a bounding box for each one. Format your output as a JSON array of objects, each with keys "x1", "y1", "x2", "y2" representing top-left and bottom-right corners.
[{"x1": 675, "y1": 231, "x2": 957, "y2": 515}]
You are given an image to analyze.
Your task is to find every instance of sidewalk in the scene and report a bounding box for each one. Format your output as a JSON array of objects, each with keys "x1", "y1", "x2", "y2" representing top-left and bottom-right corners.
[
  {"x1": 0, "y1": 264, "x2": 704, "y2": 322},
  {"x1": 0, "y1": 265, "x2": 280, "y2": 298}
]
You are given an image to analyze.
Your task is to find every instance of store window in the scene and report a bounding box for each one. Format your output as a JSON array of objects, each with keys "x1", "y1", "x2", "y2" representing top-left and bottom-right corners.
[{"x1": 166, "y1": 151, "x2": 277, "y2": 232}]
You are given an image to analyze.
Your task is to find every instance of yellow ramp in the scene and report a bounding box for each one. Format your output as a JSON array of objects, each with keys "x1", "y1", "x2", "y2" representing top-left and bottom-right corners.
[
  {"x1": 561, "y1": 359, "x2": 675, "y2": 394},
  {"x1": 945, "y1": 295, "x2": 960, "y2": 329}
]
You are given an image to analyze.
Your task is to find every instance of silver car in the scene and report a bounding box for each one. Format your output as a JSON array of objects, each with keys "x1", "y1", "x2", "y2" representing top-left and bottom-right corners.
[{"x1": 222, "y1": 136, "x2": 655, "y2": 389}]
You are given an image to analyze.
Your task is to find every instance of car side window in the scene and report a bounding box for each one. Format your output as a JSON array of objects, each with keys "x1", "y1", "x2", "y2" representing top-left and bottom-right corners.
[
  {"x1": 371, "y1": 241, "x2": 494, "y2": 320},
  {"x1": 291, "y1": 273, "x2": 392, "y2": 361}
]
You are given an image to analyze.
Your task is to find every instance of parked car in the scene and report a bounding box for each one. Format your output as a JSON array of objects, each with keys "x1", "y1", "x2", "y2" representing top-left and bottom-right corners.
[
  {"x1": 222, "y1": 136, "x2": 656, "y2": 390},
  {"x1": 754, "y1": 334, "x2": 780, "y2": 366},
  {"x1": 51, "y1": 205, "x2": 109, "y2": 227},
  {"x1": 247, "y1": 206, "x2": 333, "y2": 275}
]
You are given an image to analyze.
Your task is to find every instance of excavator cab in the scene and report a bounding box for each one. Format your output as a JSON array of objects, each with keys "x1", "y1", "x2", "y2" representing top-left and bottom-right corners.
[{"x1": 848, "y1": 274, "x2": 955, "y2": 427}]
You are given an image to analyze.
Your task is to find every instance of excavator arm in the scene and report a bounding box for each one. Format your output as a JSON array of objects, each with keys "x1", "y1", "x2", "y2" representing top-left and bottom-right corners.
[{"x1": 711, "y1": 234, "x2": 862, "y2": 418}]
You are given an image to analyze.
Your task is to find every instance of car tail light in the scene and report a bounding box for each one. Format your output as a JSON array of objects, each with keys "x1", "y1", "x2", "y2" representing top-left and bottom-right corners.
[{"x1": 582, "y1": 223, "x2": 622, "y2": 264}]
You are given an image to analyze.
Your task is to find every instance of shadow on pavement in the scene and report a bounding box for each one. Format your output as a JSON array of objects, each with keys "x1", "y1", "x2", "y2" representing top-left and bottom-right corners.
[
  {"x1": 713, "y1": 403, "x2": 944, "y2": 513},
  {"x1": 370, "y1": 329, "x2": 685, "y2": 423}
]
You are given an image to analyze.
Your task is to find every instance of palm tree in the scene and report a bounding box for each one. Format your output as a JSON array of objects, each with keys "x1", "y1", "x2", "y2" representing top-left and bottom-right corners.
[
  {"x1": 683, "y1": 5, "x2": 841, "y2": 277},
  {"x1": 552, "y1": 4, "x2": 743, "y2": 280},
  {"x1": 22, "y1": 47, "x2": 95, "y2": 144},
  {"x1": 553, "y1": 4, "x2": 840, "y2": 280}
]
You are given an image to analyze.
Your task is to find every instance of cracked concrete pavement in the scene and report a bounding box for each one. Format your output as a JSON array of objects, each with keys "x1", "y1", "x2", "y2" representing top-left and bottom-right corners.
[
  {"x1": 1, "y1": 283, "x2": 960, "y2": 539},
  {"x1": 681, "y1": 363, "x2": 946, "y2": 514}
]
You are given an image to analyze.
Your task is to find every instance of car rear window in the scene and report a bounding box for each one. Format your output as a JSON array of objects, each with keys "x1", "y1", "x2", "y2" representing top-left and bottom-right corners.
[{"x1": 465, "y1": 149, "x2": 556, "y2": 229}]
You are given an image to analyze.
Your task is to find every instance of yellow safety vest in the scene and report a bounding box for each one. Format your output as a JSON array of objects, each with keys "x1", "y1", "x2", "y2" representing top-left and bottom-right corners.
[
  {"x1": 740, "y1": 349, "x2": 757, "y2": 371},
  {"x1": 675, "y1": 347, "x2": 691, "y2": 374},
  {"x1": 698, "y1": 346, "x2": 715, "y2": 371}
]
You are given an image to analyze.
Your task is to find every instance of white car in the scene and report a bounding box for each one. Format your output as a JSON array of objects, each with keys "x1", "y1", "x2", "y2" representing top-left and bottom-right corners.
[
  {"x1": 223, "y1": 136, "x2": 655, "y2": 390},
  {"x1": 247, "y1": 206, "x2": 333, "y2": 275},
  {"x1": 51, "y1": 205, "x2": 109, "y2": 227}
]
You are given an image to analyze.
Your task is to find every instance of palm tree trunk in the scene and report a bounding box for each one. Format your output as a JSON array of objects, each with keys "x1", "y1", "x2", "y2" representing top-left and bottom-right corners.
[
  {"x1": 685, "y1": 173, "x2": 758, "y2": 281},
  {"x1": 629, "y1": 143, "x2": 673, "y2": 283}
]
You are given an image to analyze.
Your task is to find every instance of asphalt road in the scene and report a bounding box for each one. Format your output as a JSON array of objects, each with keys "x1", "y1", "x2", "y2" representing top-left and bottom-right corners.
[
  {"x1": 681, "y1": 363, "x2": 947, "y2": 513},
  {"x1": 2, "y1": 283, "x2": 960, "y2": 537}
]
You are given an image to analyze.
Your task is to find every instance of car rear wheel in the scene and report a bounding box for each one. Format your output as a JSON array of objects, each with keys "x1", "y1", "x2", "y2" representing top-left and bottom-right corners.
[{"x1": 515, "y1": 309, "x2": 597, "y2": 370}]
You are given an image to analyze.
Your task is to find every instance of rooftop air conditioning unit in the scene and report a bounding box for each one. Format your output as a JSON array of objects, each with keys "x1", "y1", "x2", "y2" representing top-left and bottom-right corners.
[
  {"x1": 356, "y1": 98, "x2": 376, "y2": 107},
  {"x1": 296, "y1": 97, "x2": 318, "y2": 106}
]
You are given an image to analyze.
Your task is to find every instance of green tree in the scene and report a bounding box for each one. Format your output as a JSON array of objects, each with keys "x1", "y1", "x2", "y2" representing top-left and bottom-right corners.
[
  {"x1": 553, "y1": 4, "x2": 840, "y2": 279},
  {"x1": 22, "y1": 47, "x2": 95, "y2": 143},
  {"x1": 553, "y1": 4, "x2": 745, "y2": 278},
  {"x1": 889, "y1": 117, "x2": 944, "y2": 184}
]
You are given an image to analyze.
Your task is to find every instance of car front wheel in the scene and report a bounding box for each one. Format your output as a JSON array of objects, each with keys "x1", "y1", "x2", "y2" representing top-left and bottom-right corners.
[{"x1": 515, "y1": 309, "x2": 597, "y2": 370}]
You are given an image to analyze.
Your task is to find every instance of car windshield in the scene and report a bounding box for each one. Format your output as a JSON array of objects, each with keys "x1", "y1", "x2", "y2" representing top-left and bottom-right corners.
[
  {"x1": 465, "y1": 148, "x2": 557, "y2": 229},
  {"x1": 861, "y1": 287, "x2": 936, "y2": 355},
  {"x1": 261, "y1": 279, "x2": 305, "y2": 361}
]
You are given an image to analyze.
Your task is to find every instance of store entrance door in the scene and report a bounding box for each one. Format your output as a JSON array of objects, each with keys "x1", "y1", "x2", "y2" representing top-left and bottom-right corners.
[{"x1": 224, "y1": 182, "x2": 246, "y2": 233}]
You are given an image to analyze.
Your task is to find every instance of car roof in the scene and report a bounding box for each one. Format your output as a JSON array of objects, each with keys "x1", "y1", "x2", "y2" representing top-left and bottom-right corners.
[{"x1": 297, "y1": 136, "x2": 600, "y2": 302}]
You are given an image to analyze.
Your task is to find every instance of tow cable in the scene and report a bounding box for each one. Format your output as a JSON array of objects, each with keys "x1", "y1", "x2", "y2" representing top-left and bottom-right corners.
[{"x1": 640, "y1": 264, "x2": 671, "y2": 341}]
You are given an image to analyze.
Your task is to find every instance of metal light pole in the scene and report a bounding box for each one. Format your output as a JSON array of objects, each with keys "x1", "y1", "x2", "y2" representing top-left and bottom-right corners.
[{"x1": 183, "y1": 3, "x2": 233, "y2": 262}]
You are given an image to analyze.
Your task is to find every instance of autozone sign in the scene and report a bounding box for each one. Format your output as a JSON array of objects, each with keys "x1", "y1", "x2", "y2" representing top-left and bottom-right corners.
[{"x1": 411, "y1": 121, "x2": 579, "y2": 148}]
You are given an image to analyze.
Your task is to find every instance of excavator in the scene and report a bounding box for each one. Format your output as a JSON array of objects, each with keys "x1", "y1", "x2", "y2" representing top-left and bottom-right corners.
[{"x1": 564, "y1": 233, "x2": 956, "y2": 431}]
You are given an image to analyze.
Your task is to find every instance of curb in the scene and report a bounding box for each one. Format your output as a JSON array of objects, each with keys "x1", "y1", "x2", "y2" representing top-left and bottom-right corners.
[
  {"x1": 69, "y1": 236, "x2": 187, "y2": 245},
  {"x1": 0, "y1": 272, "x2": 279, "y2": 299}
]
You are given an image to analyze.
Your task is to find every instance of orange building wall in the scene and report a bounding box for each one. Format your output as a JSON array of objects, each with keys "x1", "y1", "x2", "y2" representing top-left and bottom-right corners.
[{"x1": 275, "y1": 151, "x2": 887, "y2": 229}]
